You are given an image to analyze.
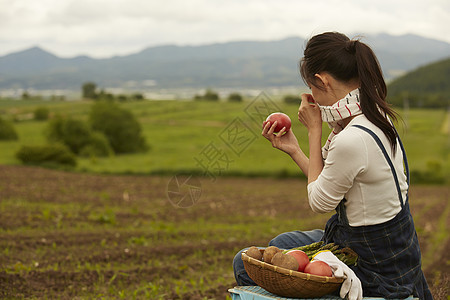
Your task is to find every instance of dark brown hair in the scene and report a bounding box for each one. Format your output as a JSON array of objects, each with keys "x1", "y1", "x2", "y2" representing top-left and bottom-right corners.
[{"x1": 300, "y1": 32, "x2": 398, "y2": 151}]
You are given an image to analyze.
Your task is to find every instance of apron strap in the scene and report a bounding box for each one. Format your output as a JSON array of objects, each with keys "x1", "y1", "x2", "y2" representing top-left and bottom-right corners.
[
  {"x1": 393, "y1": 126, "x2": 410, "y2": 186},
  {"x1": 352, "y1": 125, "x2": 407, "y2": 208}
]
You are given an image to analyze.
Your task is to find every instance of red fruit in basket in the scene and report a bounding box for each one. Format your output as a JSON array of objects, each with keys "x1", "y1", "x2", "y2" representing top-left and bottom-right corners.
[
  {"x1": 304, "y1": 261, "x2": 333, "y2": 277},
  {"x1": 286, "y1": 250, "x2": 310, "y2": 272},
  {"x1": 263, "y1": 112, "x2": 291, "y2": 134}
]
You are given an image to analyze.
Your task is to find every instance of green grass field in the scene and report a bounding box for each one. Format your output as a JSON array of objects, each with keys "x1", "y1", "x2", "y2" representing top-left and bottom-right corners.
[{"x1": 0, "y1": 97, "x2": 448, "y2": 183}]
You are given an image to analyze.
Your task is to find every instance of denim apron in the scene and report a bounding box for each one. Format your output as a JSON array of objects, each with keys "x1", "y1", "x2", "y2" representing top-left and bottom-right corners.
[{"x1": 322, "y1": 125, "x2": 433, "y2": 299}]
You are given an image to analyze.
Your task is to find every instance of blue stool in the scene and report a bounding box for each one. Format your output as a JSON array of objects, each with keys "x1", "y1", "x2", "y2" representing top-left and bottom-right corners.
[{"x1": 228, "y1": 286, "x2": 418, "y2": 300}]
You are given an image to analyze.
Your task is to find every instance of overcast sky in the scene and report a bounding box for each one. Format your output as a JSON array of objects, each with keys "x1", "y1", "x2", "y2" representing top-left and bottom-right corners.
[{"x1": 1, "y1": 0, "x2": 449, "y2": 58}]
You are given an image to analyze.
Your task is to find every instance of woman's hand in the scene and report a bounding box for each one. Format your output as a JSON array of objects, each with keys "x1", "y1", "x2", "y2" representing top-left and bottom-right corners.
[
  {"x1": 261, "y1": 121, "x2": 300, "y2": 156},
  {"x1": 298, "y1": 94, "x2": 322, "y2": 133}
]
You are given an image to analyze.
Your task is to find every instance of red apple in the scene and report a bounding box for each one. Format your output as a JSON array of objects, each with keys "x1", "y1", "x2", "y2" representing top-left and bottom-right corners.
[
  {"x1": 304, "y1": 261, "x2": 333, "y2": 277},
  {"x1": 263, "y1": 112, "x2": 291, "y2": 134},
  {"x1": 286, "y1": 250, "x2": 310, "y2": 272}
]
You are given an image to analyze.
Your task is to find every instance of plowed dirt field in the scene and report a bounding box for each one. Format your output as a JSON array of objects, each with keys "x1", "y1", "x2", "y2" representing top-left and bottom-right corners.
[{"x1": 0, "y1": 166, "x2": 448, "y2": 299}]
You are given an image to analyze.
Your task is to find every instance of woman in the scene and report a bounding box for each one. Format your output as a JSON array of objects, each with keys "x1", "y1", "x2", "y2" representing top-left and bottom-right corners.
[{"x1": 233, "y1": 32, "x2": 432, "y2": 299}]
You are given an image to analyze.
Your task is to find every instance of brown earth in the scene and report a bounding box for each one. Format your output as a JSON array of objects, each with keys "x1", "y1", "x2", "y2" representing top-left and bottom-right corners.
[{"x1": 0, "y1": 165, "x2": 448, "y2": 299}]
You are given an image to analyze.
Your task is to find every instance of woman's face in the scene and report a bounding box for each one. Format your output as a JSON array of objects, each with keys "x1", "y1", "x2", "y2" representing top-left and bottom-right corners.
[
  {"x1": 309, "y1": 84, "x2": 335, "y2": 107},
  {"x1": 308, "y1": 73, "x2": 347, "y2": 107}
]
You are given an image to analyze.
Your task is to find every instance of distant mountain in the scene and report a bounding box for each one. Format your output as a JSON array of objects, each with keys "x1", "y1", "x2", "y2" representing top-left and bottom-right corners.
[
  {"x1": 1, "y1": 34, "x2": 450, "y2": 91},
  {"x1": 363, "y1": 33, "x2": 450, "y2": 78}
]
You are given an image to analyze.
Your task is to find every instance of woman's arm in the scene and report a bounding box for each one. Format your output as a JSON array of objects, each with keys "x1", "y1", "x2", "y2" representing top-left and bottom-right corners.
[
  {"x1": 306, "y1": 128, "x2": 324, "y2": 184},
  {"x1": 289, "y1": 147, "x2": 310, "y2": 177},
  {"x1": 297, "y1": 94, "x2": 324, "y2": 184},
  {"x1": 308, "y1": 131, "x2": 367, "y2": 213}
]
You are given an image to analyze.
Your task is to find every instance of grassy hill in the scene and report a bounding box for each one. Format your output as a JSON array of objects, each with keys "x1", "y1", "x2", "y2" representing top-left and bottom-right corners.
[{"x1": 388, "y1": 57, "x2": 450, "y2": 108}]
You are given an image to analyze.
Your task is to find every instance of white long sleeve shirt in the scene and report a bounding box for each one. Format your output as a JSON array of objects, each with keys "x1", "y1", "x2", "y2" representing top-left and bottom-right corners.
[{"x1": 307, "y1": 115, "x2": 408, "y2": 227}]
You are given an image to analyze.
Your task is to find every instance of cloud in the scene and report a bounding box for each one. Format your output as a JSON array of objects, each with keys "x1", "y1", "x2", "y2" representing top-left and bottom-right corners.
[{"x1": 0, "y1": 0, "x2": 449, "y2": 58}]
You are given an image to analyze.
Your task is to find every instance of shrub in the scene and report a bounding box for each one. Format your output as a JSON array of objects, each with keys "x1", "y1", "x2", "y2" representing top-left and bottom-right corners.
[
  {"x1": 194, "y1": 89, "x2": 220, "y2": 101},
  {"x1": 117, "y1": 95, "x2": 128, "y2": 102},
  {"x1": 34, "y1": 106, "x2": 50, "y2": 121},
  {"x1": 0, "y1": 118, "x2": 19, "y2": 140},
  {"x1": 284, "y1": 95, "x2": 300, "y2": 104},
  {"x1": 203, "y1": 89, "x2": 219, "y2": 101},
  {"x1": 97, "y1": 90, "x2": 114, "y2": 101},
  {"x1": 82, "y1": 82, "x2": 98, "y2": 99},
  {"x1": 410, "y1": 160, "x2": 446, "y2": 184},
  {"x1": 16, "y1": 144, "x2": 77, "y2": 167},
  {"x1": 46, "y1": 115, "x2": 113, "y2": 157},
  {"x1": 132, "y1": 93, "x2": 144, "y2": 101},
  {"x1": 89, "y1": 102, "x2": 149, "y2": 154},
  {"x1": 228, "y1": 93, "x2": 243, "y2": 102},
  {"x1": 79, "y1": 131, "x2": 113, "y2": 157},
  {"x1": 21, "y1": 91, "x2": 30, "y2": 100},
  {"x1": 46, "y1": 116, "x2": 92, "y2": 154}
]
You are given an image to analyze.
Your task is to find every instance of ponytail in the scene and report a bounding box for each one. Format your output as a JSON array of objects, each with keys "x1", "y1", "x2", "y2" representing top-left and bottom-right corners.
[{"x1": 353, "y1": 40, "x2": 398, "y2": 152}]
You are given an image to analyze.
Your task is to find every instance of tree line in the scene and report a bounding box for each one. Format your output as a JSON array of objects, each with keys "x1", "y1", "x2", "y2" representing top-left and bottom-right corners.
[{"x1": 82, "y1": 82, "x2": 144, "y2": 101}]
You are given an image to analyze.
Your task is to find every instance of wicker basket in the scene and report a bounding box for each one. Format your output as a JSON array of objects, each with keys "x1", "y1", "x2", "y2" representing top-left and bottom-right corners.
[{"x1": 242, "y1": 249, "x2": 344, "y2": 298}]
